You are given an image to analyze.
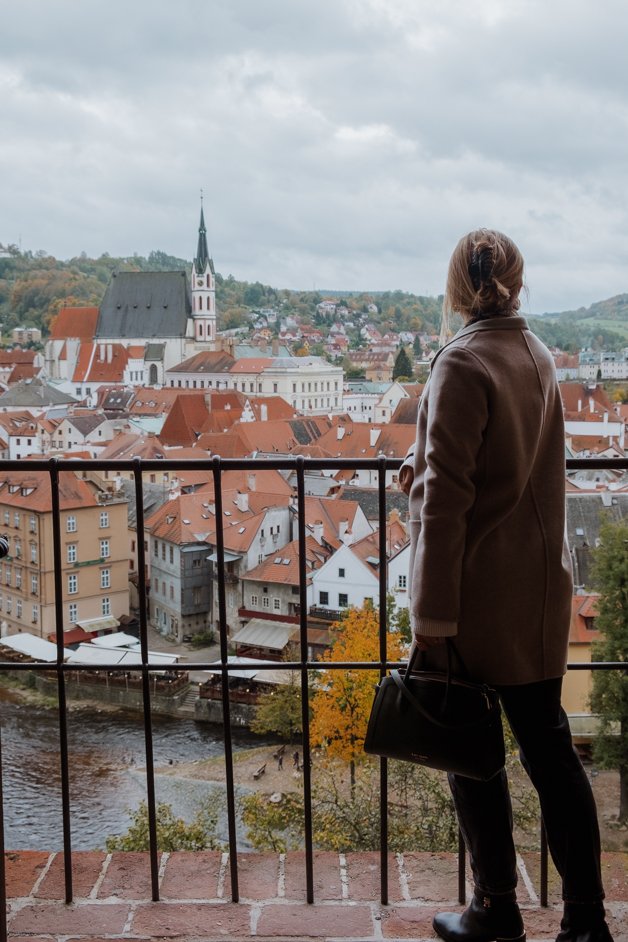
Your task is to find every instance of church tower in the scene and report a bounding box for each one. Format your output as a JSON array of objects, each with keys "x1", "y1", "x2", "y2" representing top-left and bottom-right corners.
[{"x1": 191, "y1": 201, "x2": 217, "y2": 345}]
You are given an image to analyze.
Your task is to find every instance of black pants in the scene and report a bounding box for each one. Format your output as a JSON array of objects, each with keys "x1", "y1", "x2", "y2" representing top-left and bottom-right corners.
[{"x1": 448, "y1": 676, "x2": 604, "y2": 903}]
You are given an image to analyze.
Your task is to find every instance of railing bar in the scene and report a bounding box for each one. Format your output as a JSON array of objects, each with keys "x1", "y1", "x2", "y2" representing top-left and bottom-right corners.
[
  {"x1": 2, "y1": 659, "x2": 626, "y2": 673},
  {"x1": 377, "y1": 455, "x2": 389, "y2": 905},
  {"x1": 49, "y1": 460, "x2": 73, "y2": 904},
  {"x1": 1, "y1": 456, "x2": 625, "y2": 474},
  {"x1": 296, "y1": 457, "x2": 315, "y2": 904},
  {"x1": 0, "y1": 722, "x2": 7, "y2": 942},
  {"x1": 458, "y1": 829, "x2": 466, "y2": 904},
  {"x1": 133, "y1": 461, "x2": 160, "y2": 901},
  {"x1": 213, "y1": 456, "x2": 239, "y2": 903},
  {"x1": 540, "y1": 820, "x2": 548, "y2": 907}
]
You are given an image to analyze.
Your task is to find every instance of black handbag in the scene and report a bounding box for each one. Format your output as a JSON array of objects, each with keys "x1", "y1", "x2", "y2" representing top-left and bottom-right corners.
[{"x1": 364, "y1": 640, "x2": 505, "y2": 781}]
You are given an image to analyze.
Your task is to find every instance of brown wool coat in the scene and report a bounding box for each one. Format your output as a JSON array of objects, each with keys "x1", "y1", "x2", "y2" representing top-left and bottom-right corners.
[{"x1": 407, "y1": 316, "x2": 573, "y2": 685}]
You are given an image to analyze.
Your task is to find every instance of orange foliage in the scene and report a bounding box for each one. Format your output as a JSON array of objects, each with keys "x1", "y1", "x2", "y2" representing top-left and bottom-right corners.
[{"x1": 310, "y1": 605, "x2": 405, "y2": 764}]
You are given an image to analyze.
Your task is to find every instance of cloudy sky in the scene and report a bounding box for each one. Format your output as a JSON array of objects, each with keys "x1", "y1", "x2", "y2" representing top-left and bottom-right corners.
[{"x1": 2, "y1": 0, "x2": 627, "y2": 312}]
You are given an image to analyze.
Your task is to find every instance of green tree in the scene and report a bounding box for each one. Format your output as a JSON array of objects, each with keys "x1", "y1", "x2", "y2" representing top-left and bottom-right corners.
[
  {"x1": 393, "y1": 346, "x2": 414, "y2": 381},
  {"x1": 106, "y1": 800, "x2": 222, "y2": 852},
  {"x1": 250, "y1": 668, "x2": 307, "y2": 742},
  {"x1": 412, "y1": 334, "x2": 422, "y2": 357},
  {"x1": 590, "y1": 519, "x2": 628, "y2": 822}
]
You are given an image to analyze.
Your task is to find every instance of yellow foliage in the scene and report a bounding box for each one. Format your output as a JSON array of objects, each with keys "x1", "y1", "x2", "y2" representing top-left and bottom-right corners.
[{"x1": 310, "y1": 605, "x2": 404, "y2": 764}]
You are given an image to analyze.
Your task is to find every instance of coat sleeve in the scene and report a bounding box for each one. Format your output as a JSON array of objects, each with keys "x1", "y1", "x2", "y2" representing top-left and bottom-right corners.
[{"x1": 411, "y1": 346, "x2": 490, "y2": 636}]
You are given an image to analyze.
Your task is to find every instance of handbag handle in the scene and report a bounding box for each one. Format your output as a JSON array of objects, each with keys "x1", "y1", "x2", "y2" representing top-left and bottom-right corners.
[{"x1": 393, "y1": 640, "x2": 495, "y2": 731}]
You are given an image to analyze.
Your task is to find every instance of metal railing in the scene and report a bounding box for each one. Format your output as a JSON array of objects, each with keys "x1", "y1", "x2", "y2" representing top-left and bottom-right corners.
[{"x1": 0, "y1": 455, "x2": 626, "y2": 940}]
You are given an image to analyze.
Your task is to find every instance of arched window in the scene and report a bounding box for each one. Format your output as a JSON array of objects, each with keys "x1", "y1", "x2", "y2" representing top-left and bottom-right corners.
[
  {"x1": 149, "y1": 364, "x2": 158, "y2": 385},
  {"x1": 198, "y1": 323, "x2": 204, "y2": 337}
]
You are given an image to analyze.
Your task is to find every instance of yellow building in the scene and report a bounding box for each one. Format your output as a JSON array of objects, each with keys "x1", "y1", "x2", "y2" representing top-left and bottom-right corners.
[
  {"x1": 562, "y1": 594, "x2": 601, "y2": 741},
  {"x1": 0, "y1": 470, "x2": 129, "y2": 639}
]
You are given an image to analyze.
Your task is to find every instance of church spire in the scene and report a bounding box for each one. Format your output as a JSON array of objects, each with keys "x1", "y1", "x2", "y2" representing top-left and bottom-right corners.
[{"x1": 194, "y1": 195, "x2": 214, "y2": 275}]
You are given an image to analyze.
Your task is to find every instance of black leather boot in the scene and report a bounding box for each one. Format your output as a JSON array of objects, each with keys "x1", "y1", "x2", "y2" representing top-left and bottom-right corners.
[
  {"x1": 433, "y1": 891, "x2": 525, "y2": 942},
  {"x1": 555, "y1": 902, "x2": 613, "y2": 942}
]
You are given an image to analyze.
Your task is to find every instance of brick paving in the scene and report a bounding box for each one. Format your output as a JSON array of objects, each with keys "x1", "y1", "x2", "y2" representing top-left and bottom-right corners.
[{"x1": 4, "y1": 850, "x2": 627, "y2": 941}]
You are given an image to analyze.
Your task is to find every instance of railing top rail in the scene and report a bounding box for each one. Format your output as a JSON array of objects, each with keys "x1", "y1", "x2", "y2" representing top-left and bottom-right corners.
[{"x1": 0, "y1": 457, "x2": 626, "y2": 473}]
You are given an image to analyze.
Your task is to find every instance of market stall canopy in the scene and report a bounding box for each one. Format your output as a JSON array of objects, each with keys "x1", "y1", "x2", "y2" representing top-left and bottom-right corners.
[{"x1": 0, "y1": 632, "x2": 70, "y2": 662}]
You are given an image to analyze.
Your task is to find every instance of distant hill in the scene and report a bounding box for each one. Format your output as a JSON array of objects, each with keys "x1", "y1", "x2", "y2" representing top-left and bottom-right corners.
[{"x1": 528, "y1": 294, "x2": 628, "y2": 352}]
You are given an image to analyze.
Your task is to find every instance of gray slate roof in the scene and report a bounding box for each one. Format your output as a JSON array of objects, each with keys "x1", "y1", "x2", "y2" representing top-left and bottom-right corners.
[
  {"x1": 96, "y1": 272, "x2": 191, "y2": 340},
  {"x1": 119, "y1": 479, "x2": 171, "y2": 528},
  {"x1": 338, "y1": 486, "x2": 409, "y2": 523},
  {"x1": 0, "y1": 377, "x2": 77, "y2": 408}
]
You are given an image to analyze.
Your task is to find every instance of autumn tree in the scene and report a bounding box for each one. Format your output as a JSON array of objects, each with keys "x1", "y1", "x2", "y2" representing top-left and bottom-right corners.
[
  {"x1": 590, "y1": 519, "x2": 628, "y2": 822},
  {"x1": 310, "y1": 603, "x2": 405, "y2": 789}
]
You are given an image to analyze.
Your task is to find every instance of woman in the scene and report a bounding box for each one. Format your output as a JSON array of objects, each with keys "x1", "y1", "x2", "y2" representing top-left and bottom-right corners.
[{"x1": 400, "y1": 230, "x2": 612, "y2": 942}]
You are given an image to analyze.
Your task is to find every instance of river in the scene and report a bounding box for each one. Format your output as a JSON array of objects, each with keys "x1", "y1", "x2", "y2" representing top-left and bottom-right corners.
[{"x1": 0, "y1": 684, "x2": 265, "y2": 851}]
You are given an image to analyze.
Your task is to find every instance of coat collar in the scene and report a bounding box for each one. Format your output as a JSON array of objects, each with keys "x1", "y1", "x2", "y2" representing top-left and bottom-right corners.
[{"x1": 429, "y1": 316, "x2": 530, "y2": 371}]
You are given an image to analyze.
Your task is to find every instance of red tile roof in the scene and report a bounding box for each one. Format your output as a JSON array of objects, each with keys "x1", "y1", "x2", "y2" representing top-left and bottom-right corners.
[
  {"x1": 49, "y1": 307, "x2": 99, "y2": 341},
  {"x1": 243, "y1": 536, "x2": 332, "y2": 585},
  {"x1": 569, "y1": 595, "x2": 601, "y2": 643},
  {"x1": 0, "y1": 470, "x2": 100, "y2": 512}
]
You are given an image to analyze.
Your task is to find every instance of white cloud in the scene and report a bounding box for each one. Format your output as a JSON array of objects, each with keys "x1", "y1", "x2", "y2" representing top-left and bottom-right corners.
[{"x1": 1, "y1": 0, "x2": 627, "y2": 310}]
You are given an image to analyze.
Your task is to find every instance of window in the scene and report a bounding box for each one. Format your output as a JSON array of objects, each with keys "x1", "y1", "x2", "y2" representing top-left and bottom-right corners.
[
  {"x1": 15, "y1": 569, "x2": 21, "y2": 589},
  {"x1": 102, "y1": 596, "x2": 111, "y2": 616},
  {"x1": 16, "y1": 599, "x2": 22, "y2": 619},
  {"x1": 319, "y1": 591, "x2": 329, "y2": 606},
  {"x1": 338, "y1": 593, "x2": 349, "y2": 607},
  {"x1": 258, "y1": 553, "x2": 264, "y2": 565},
  {"x1": 273, "y1": 598, "x2": 281, "y2": 612},
  {"x1": 100, "y1": 568, "x2": 111, "y2": 589},
  {"x1": 99, "y1": 511, "x2": 109, "y2": 528},
  {"x1": 14, "y1": 540, "x2": 21, "y2": 558},
  {"x1": 162, "y1": 581, "x2": 166, "y2": 596},
  {"x1": 161, "y1": 543, "x2": 166, "y2": 560},
  {"x1": 31, "y1": 574, "x2": 38, "y2": 595},
  {"x1": 251, "y1": 594, "x2": 258, "y2": 607},
  {"x1": 153, "y1": 540, "x2": 158, "y2": 557},
  {"x1": 66, "y1": 515, "x2": 77, "y2": 533},
  {"x1": 4, "y1": 566, "x2": 10, "y2": 586},
  {"x1": 3, "y1": 511, "x2": 8, "y2": 526},
  {"x1": 397, "y1": 574, "x2": 407, "y2": 589},
  {"x1": 273, "y1": 383, "x2": 278, "y2": 393},
  {"x1": 169, "y1": 584, "x2": 174, "y2": 600},
  {"x1": 68, "y1": 573, "x2": 78, "y2": 594},
  {"x1": 193, "y1": 587, "x2": 201, "y2": 605},
  {"x1": 262, "y1": 596, "x2": 270, "y2": 609},
  {"x1": 67, "y1": 543, "x2": 77, "y2": 564},
  {"x1": 30, "y1": 543, "x2": 37, "y2": 563},
  {"x1": 13, "y1": 512, "x2": 20, "y2": 528},
  {"x1": 153, "y1": 576, "x2": 158, "y2": 592},
  {"x1": 169, "y1": 546, "x2": 174, "y2": 564},
  {"x1": 192, "y1": 558, "x2": 201, "y2": 569},
  {"x1": 100, "y1": 539, "x2": 110, "y2": 559},
  {"x1": 338, "y1": 568, "x2": 345, "y2": 578},
  {"x1": 5, "y1": 596, "x2": 11, "y2": 613},
  {"x1": 29, "y1": 515, "x2": 36, "y2": 533},
  {"x1": 31, "y1": 603, "x2": 39, "y2": 624}
]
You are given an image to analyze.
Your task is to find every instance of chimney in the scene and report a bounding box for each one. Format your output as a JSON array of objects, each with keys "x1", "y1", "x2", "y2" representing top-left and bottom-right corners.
[
  {"x1": 312, "y1": 520, "x2": 324, "y2": 545},
  {"x1": 260, "y1": 403, "x2": 268, "y2": 421},
  {"x1": 370, "y1": 427, "x2": 381, "y2": 447},
  {"x1": 272, "y1": 338, "x2": 279, "y2": 356},
  {"x1": 603, "y1": 411, "x2": 608, "y2": 424},
  {"x1": 99, "y1": 343, "x2": 105, "y2": 360},
  {"x1": 247, "y1": 473, "x2": 256, "y2": 491},
  {"x1": 339, "y1": 520, "x2": 351, "y2": 544},
  {"x1": 577, "y1": 399, "x2": 582, "y2": 413},
  {"x1": 589, "y1": 398, "x2": 594, "y2": 413},
  {"x1": 107, "y1": 344, "x2": 113, "y2": 363},
  {"x1": 204, "y1": 393, "x2": 212, "y2": 410},
  {"x1": 337, "y1": 426, "x2": 345, "y2": 441},
  {"x1": 235, "y1": 491, "x2": 249, "y2": 512}
]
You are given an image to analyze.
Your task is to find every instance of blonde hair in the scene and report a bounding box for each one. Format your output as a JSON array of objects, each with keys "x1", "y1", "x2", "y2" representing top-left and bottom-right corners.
[{"x1": 441, "y1": 229, "x2": 524, "y2": 342}]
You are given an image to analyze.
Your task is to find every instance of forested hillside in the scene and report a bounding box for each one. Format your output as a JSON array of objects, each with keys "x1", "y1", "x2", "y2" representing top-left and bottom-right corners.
[
  {"x1": 0, "y1": 243, "x2": 443, "y2": 340},
  {"x1": 1, "y1": 241, "x2": 625, "y2": 351}
]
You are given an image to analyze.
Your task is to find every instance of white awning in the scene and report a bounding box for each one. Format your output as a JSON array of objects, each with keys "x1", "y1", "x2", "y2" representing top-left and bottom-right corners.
[
  {"x1": 67, "y1": 644, "x2": 179, "y2": 667},
  {"x1": 0, "y1": 632, "x2": 69, "y2": 663},
  {"x1": 231, "y1": 619, "x2": 297, "y2": 651},
  {"x1": 201, "y1": 656, "x2": 293, "y2": 685},
  {"x1": 75, "y1": 615, "x2": 119, "y2": 633},
  {"x1": 206, "y1": 550, "x2": 242, "y2": 563},
  {"x1": 92, "y1": 632, "x2": 140, "y2": 649}
]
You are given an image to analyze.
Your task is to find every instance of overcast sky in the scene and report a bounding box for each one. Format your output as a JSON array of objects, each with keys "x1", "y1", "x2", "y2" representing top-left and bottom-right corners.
[{"x1": 1, "y1": 0, "x2": 627, "y2": 312}]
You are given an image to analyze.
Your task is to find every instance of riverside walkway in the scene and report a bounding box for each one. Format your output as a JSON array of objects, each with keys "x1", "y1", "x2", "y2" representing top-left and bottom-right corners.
[{"x1": 5, "y1": 850, "x2": 627, "y2": 941}]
